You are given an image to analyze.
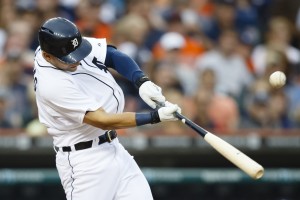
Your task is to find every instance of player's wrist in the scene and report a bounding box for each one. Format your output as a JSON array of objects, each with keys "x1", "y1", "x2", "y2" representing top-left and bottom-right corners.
[
  {"x1": 135, "y1": 111, "x2": 160, "y2": 126},
  {"x1": 135, "y1": 75, "x2": 150, "y2": 88},
  {"x1": 150, "y1": 110, "x2": 160, "y2": 124}
]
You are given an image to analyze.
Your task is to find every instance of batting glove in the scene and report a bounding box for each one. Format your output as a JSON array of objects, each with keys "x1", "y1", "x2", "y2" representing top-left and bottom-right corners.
[
  {"x1": 157, "y1": 101, "x2": 181, "y2": 122},
  {"x1": 139, "y1": 80, "x2": 166, "y2": 109}
]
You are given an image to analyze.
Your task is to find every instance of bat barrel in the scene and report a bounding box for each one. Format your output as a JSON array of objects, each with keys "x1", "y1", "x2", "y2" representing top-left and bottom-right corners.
[
  {"x1": 204, "y1": 132, "x2": 264, "y2": 179},
  {"x1": 156, "y1": 102, "x2": 264, "y2": 179},
  {"x1": 176, "y1": 113, "x2": 264, "y2": 179}
]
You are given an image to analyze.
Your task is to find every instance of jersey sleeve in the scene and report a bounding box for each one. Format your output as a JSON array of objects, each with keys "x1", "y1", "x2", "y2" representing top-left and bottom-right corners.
[
  {"x1": 85, "y1": 37, "x2": 107, "y2": 64},
  {"x1": 104, "y1": 45, "x2": 145, "y2": 83},
  {"x1": 41, "y1": 76, "x2": 100, "y2": 124}
]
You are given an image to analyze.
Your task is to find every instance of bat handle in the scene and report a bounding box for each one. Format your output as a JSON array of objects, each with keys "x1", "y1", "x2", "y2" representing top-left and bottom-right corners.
[
  {"x1": 175, "y1": 112, "x2": 207, "y2": 138},
  {"x1": 155, "y1": 101, "x2": 207, "y2": 137}
]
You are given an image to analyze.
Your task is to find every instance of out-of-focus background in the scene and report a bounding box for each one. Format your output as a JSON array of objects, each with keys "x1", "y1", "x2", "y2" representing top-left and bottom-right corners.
[{"x1": 0, "y1": 0, "x2": 300, "y2": 199}]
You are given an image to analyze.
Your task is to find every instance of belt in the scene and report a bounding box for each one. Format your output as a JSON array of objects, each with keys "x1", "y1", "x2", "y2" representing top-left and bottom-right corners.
[{"x1": 55, "y1": 130, "x2": 117, "y2": 152}]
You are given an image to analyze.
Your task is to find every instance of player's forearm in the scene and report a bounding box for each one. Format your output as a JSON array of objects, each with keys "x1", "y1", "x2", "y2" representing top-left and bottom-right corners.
[
  {"x1": 83, "y1": 105, "x2": 178, "y2": 130},
  {"x1": 83, "y1": 109, "x2": 138, "y2": 130},
  {"x1": 83, "y1": 107, "x2": 161, "y2": 130}
]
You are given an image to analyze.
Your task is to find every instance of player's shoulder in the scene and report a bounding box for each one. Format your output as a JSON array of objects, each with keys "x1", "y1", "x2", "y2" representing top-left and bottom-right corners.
[
  {"x1": 84, "y1": 37, "x2": 107, "y2": 49},
  {"x1": 84, "y1": 37, "x2": 108, "y2": 63}
]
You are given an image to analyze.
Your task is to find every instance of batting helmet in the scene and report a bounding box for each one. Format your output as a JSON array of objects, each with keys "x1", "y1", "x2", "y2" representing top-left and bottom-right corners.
[{"x1": 38, "y1": 17, "x2": 92, "y2": 64}]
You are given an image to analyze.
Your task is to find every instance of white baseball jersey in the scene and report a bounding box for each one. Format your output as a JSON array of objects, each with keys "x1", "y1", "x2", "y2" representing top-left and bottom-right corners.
[{"x1": 34, "y1": 37, "x2": 125, "y2": 147}]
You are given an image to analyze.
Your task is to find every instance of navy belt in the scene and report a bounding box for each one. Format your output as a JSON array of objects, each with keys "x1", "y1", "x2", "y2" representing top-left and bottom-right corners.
[{"x1": 55, "y1": 130, "x2": 117, "y2": 152}]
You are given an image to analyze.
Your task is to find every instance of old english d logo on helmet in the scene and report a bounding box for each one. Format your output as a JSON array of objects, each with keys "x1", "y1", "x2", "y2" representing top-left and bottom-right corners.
[
  {"x1": 71, "y1": 38, "x2": 79, "y2": 49},
  {"x1": 38, "y1": 17, "x2": 92, "y2": 64}
]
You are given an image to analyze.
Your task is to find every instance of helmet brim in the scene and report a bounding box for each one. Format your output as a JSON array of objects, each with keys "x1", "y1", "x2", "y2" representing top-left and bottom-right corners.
[{"x1": 58, "y1": 38, "x2": 92, "y2": 64}]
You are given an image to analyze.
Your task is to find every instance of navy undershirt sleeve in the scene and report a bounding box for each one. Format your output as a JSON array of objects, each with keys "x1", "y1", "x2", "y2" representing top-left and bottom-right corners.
[
  {"x1": 135, "y1": 111, "x2": 161, "y2": 126},
  {"x1": 104, "y1": 45, "x2": 145, "y2": 83}
]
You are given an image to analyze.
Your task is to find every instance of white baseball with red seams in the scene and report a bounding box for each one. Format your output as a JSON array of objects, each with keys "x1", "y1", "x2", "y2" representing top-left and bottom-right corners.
[{"x1": 269, "y1": 71, "x2": 286, "y2": 88}]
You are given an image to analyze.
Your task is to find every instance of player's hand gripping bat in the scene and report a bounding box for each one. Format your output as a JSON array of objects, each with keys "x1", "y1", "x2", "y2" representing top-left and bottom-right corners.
[{"x1": 156, "y1": 102, "x2": 264, "y2": 179}]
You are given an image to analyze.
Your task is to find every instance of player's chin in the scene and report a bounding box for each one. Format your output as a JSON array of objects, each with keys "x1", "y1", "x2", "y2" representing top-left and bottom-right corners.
[{"x1": 68, "y1": 66, "x2": 78, "y2": 72}]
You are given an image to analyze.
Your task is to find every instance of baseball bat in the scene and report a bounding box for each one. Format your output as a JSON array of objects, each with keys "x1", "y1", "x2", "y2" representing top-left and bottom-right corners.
[{"x1": 158, "y1": 103, "x2": 264, "y2": 179}]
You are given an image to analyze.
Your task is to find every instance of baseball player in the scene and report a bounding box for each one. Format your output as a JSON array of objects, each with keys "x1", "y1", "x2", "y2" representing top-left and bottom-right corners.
[{"x1": 33, "y1": 17, "x2": 181, "y2": 200}]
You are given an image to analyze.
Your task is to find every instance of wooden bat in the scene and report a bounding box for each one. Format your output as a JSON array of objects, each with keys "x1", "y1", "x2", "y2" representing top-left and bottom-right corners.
[{"x1": 158, "y1": 103, "x2": 264, "y2": 179}]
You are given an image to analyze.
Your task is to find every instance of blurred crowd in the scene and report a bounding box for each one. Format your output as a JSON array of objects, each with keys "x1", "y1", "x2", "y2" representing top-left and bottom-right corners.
[{"x1": 1, "y1": 0, "x2": 300, "y2": 135}]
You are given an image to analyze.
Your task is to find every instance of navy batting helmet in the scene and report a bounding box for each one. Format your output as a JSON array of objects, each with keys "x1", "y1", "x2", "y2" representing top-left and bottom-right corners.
[{"x1": 38, "y1": 17, "x2": 92, "y2": 64}]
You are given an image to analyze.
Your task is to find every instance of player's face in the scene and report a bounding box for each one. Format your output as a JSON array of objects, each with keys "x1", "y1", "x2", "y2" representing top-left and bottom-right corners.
[
  {"x1": 52, "y1": 57, "x2": 81, "y2": 72},
  {"x1": 42, "y1": 52, "x2": 80, "y2": 72}
]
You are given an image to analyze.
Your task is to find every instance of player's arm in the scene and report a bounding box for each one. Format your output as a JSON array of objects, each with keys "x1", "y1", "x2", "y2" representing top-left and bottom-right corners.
[
  {"x1": 83, "y1": 102, "x2": 180, "y2": 130},
  {"x1": 104, "y1": 45, "x2": 165, "y2": 109}
]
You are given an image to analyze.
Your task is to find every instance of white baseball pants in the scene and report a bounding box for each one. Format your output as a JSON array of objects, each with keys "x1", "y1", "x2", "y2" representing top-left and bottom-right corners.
[{"x1": 55, "y1": 138, "x2": 153, "y2": 200}]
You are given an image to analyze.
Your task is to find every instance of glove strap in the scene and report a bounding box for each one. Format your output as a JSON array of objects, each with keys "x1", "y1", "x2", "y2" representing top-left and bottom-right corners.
[
  {"x1": 135, "y1": 75, "x2": 150, "y2": 88},
  {"x1": 150, "y1": 110, "x2": 161, "y2": 124}
]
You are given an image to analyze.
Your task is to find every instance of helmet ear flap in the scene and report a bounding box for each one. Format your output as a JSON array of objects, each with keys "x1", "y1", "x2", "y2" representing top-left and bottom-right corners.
[{"x1": 38, "y1": 27, "x2": 53, "y2": 53}]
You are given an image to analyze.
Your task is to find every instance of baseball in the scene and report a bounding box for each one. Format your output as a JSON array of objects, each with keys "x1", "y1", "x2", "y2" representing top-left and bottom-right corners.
[{"x1": 269, "y1": 71, "x2": 286, "y2": 88}]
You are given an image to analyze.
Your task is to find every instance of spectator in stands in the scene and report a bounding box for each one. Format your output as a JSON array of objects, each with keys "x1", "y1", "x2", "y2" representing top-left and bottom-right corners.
[
  {"x1": 251, "y1": 16, "x2": 300, "y2": 77},
  {"x1": 196, "y1": 29, "x2": 253, "y2": 101},
  {"x1": 75, "y1": 0, "x2": 112, "y2": 41},
  {"x1": 112, "y1": 14, "x2": 151, "y2": 68},
  {"x1": 193, "y1": 68, "x2": 239, "y2": 132},
  {"x1": 285, "y1": 70, "x2": 300, "y2": 128},
  {"x1": 35, "y1": 0, "x2": 75, "y2": 24},
  {"x1": 0, "y1": 0, "x2": 17, "y2": 31},
  {"x1": 151, "y1": 62, "x2": 183, "y2": 94},
  {"x1": 242, "y1": 78, "x2": 270, "y2": 128},
  {"x1": 207, "y1": 94, "x2": 240, "y2": 132},
  {"x1": 193, "y1": 88, "x2": 215, "y2": 129},
  {"x1": 204, "y1": 0, "x2": 262, "y2": 45},
  {"x1": 243, "y1": 46, "x2": 293, "y2": 129},
  {"x1": 203, "y1": 0, "x2": 236, "y2": 42},
  {"x1": 242, "y1": 78, "x2": 290, "y2": 128},
  {"x1": 197, "y1": 68, "x2": 216, "y2": 92},
  {"x1": 269, "y1": 89, "x2": 290, "y2": 128},
  {"x1": 235, "y1": 0, "x2": 260, "y2": 46},
  {"x1": 235, "y1": 39, "x2": 256, "y2": 75},
  {"x1": 189, "y1": 0, "x2": 215, "y2": 23},
  {"x1": 0, "y1": 55, "x2": 34, "y2": 128},
  {"x1": 262, "y1": 49, "x2": 290, "y2": 81},
  {"x1": 271, "y1": 0, "x2": 300, "y2": 49},
  {"x1": 162, "y1": 7, "x2": 210, "y2": 64},
  {"x1": 126, "y1": 0, "x2": 167, "y2": 52},
  {"x1": 0, "y1": 88, "x2": 12, "y2": 128},
  {"x1": 3, "y1": 19, "x2": 34, "y2": 62},
  {"x1": 152, "y1": 31, "x2": 199, "y2": 96},
  {"x1": 176, "y1": 1, "x2": 211, "y2": 63}
]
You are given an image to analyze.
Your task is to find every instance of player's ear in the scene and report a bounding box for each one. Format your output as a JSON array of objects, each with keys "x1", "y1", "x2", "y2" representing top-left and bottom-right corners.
[{"x1": 42, "y1": 51, "x2": 52, "y2": 62}]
